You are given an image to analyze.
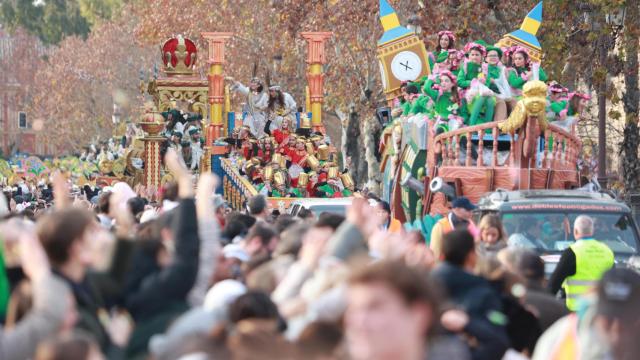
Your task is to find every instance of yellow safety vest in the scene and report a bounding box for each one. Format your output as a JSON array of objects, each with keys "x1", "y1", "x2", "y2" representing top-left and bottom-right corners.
[{"x1": 562, "y1": 239, "x2": 614, "y2": 311}]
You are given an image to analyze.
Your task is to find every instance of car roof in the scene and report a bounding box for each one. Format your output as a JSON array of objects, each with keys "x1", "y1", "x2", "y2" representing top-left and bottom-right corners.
[
  {"x1": 290, "y1": 198, "x2": 354, "y2": 207},
  {"x1": 477, "y1": 190, "x2": 631, "y2": 212}
]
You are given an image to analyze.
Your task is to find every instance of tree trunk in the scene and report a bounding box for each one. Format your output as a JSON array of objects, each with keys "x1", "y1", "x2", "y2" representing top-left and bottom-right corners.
[
  {"x1": 364, "y1": 114, "x2": 382, "y2": 195},
  {"x1": 621, "y1": 1, "x2": 640, "y2": 193},
  {"x1": 345, "y1": 107, "x2": 364, "y2": 185}
]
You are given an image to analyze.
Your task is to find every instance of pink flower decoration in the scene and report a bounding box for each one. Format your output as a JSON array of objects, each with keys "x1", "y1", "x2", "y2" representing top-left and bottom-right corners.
[{"x1": 438, "y1": 30, "x2": 456, "y2": 43}]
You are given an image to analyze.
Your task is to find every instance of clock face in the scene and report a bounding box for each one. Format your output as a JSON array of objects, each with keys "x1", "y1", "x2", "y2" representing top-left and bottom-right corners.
[{"x1": 390, "y1": 51, "x2": 423, "y2": 82}]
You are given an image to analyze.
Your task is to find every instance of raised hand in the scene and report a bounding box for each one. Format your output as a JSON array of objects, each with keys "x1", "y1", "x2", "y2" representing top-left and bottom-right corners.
[
  {"x1": 441, "y1": 309, "x2": 470, "y2": 332},
  {"x1": 19, "y1": 230, "x2": 50, "y2": 282},
  {"x1": 109, "y1": 185, "x2": 135, "y2": 238},
  {"x1": 346, "y1": 198, "x2": 379, "y2": 238},
  {"x1": 196, "y1": 173, "x2": 219, "y2": 220},
  {"x1": 52, "y1": 171, "x2": 70, "y2": 208},
  {"x1": 164, "y1": 148, "x2": 194, "y2": 198}
]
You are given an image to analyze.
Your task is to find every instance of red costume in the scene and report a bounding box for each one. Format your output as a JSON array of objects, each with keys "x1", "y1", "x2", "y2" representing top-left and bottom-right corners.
[
  {"x1": 273, "y1": 129, "x2": 290, "y2": 144},
  {"x1": 289, "y1": 150, "x2": 307, "y2": 167},
  {"x1": 260, "y1": 149, "x2": 273, "y2": 164},
  {"x1": 242, "y1": 141, "x2": 254, "y2": 160}
]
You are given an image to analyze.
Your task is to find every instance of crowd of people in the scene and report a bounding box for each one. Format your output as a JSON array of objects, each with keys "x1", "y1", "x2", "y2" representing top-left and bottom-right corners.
[
  {"x1": 224, "y1": 77, "x2": 356, "y2": 198},
  {"x1": 391, "y1": 31, "x2": 590, "y2": 143},
  {"x1": 0, "y1": 147, "x2": 638, "y2": 360}
]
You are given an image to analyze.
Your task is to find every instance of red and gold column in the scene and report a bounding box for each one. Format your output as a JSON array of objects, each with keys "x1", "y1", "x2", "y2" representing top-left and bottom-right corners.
[
  {"x1": 201, "y1": 32, "x2": 233, "y2": 144},
  {"x1": 301, "y1": 32, "x2": 332, "y2": 132},
  {"x1": 142, "y1": 136, "x2": 164, "y2": 188}
]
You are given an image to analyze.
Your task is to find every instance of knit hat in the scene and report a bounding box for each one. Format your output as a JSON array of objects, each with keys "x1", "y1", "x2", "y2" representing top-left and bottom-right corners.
[
  {"x1": 223, "y1": 244, "x2": 250, "y2": 262},
  {"x1": 451, "y1": 196, "x2": 476, "y2": 211},
  {"x1": 486, "y1": 45, "x2": 503, "y2": 59},
  {"x1": 204, "y1": 279, "x2": 247, "y2": 311},
  {"x1": 596, "y1": 268, "x2": 640, "y2": 323}
]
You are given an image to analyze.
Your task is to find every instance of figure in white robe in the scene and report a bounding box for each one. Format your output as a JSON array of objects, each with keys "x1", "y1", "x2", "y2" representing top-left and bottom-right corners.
[
  {"x1": 267, "y1": 86, "x2": 297, "y2": 132},
  {"x1": 229, "y1": 77, "x2": 269, "y2": 138}
]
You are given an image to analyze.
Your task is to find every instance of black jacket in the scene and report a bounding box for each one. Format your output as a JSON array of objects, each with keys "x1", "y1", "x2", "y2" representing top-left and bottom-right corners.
[
  {"x1": 431, "y1": 262, "x2": 509, "y2": 360},
  {"x1": 432, "y1": 262, "x2": 504, "y2": 321},
  {"x1": 124, "y1": 198, "x2": 200, "y2": 359},
  {"x1": 54, "y1": 237, "x2": 134, "y2": 359}
]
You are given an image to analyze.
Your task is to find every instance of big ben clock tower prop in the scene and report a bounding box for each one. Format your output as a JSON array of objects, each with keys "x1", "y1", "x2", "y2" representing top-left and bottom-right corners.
[{"x1": 376, "y1": 0, "x2": 430, "y2": 104}]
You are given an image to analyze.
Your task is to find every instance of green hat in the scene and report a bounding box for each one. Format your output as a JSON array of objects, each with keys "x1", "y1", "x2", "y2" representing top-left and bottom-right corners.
[
  {"x1": 172, "y1": 131, "x2": 183, "y2": 138},
  {"x1": 163, "y1": 109, "x2": 182, "y2": 121},
  {"x1": 188, "y1": 127, "x2": 199, "y2": 135},
  {"x1": 486, "y1": 45, "x2": 503, "y2": 59}
]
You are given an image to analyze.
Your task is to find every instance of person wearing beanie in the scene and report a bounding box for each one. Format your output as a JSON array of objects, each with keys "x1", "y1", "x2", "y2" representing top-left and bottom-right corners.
[
  {"x1": 458, "y1": 42, "x2": 496, "y2": 126},
  {"x1": 430, "y1": 197, "x2": 479, "y2": 259}
]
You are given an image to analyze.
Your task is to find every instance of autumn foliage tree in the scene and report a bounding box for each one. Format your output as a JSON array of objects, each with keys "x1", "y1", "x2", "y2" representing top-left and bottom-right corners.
[
  {"x1": 27, "y1": 17, "x2": 155, "y2": 153},
  {"x1": 2, "y1": 0, "x2": 639, "y2": 191}
]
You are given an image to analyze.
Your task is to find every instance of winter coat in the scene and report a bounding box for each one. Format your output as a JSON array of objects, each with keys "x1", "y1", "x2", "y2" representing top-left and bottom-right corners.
[{"x1": 124, "y1": 199, "x2": 200, "y2": 359}]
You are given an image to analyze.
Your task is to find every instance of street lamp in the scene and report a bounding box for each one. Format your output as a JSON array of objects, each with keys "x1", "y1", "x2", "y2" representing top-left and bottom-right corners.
[
  {"x1": 407, "y1": 15, "x2": 422, "y2": 35},
  {"x1": 582, "y1": 3, "x2": 626, "y2": 189},
  {"x1": 606, "y1": 6, "x2": 626, "y2": 28},
  {"x1": 272, "y1": 53, "x2": 283, "y2": 77},
  {"x1": 112, "y1": 103, "x2": 121, "y2": 125}
]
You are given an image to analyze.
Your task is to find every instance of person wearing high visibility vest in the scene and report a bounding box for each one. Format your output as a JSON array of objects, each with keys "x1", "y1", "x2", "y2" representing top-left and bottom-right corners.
[
  {"x1": 548, "y1": 215, "x2": 614, "y2": 311},
  {"x1": 430, "y1": 197, "x2": 479, "y2": 260}
]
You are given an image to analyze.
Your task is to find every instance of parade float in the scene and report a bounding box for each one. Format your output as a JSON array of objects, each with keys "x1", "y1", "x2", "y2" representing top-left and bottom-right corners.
[
  {"x1": 0, "y1": 30, "x2": 348, "y2": 211},
  {"x1": 377, "y1": 1, "x2": 584, "y2": 233},
  {"x1": 126, "y1": 31, "x2": 348, "y2": 211}
]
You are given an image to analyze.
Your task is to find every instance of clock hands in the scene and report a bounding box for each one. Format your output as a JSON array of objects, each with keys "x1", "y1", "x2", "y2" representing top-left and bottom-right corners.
[{"x1": 400, "y1": 61, "x2": 413, "y2": 71}]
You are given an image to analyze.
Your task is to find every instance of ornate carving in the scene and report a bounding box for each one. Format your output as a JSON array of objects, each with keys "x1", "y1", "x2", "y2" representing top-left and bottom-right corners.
[
  {"x1": 499, "y1": 81, "x2": 548, "y2": 134},
  {"x1": 156, "y1": 88, "x2": 209, "y2": 118},
  {"x1": 306, "y1": 73, "x2": 325, "y2": 103},
  {"x1": 208, "y1": 73, "x2": 225, "y2": 104},
  {"x1": 300, "y1": 32, "x2": 332, "y2": 64}
]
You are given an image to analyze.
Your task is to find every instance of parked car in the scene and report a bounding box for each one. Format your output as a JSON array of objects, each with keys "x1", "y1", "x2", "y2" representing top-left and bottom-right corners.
[
  {"x1": 475, "y1": 190, "x2": 640, "y2": 275},
  {"x1": 288, "y1": 198, "x2": 353, "y2": 217}
]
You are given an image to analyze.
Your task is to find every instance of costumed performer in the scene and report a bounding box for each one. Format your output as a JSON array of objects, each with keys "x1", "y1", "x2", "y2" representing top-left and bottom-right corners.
[
  {"x1": 458, "y1": 41, "x2": 496, "y2": 126},
  {"x1": 485, "y1": 45, "x2": 512, "y2": 121},
  {"x1": 507, "y1": 47, "x2": 548, "y2": 98},
  {"x1": 265, "y1": 85, "x2": 297, "y2": 133},
  {"x1": 430, "y1": 30, "x2": 456, "y2": 72},
  {"x1": 228, "y1": 77, "x2": 269, "y2": 138}
]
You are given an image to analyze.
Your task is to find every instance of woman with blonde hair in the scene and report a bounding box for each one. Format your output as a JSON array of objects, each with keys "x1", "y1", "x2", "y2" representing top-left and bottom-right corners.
[{"x1": 477, "y1": 214, "x2": 508, "y2": 255}]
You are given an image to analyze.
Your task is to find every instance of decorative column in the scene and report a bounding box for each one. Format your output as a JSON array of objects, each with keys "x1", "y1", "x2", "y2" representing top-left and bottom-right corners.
[
  {"x1": 138, "y1": 121, "x2": 165, "y2": 189},
  {"x1": 202, "y1": 32, "x2": 233, "y2": 193},
  {"x1": 143, "y1": 137, "x2": 164, "y2": 188},
  {"x1": 201, "y1": 32, "x2": 233, "y2": 143},
  {"x1": 301, "y1": 32, "x2": 332, "y2": 132}
]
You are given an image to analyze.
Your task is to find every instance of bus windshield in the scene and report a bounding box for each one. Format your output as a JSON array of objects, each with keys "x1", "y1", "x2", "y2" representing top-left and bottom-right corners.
[{"x1": 501, "y1": 212, "x2": 639, "y2": 256}]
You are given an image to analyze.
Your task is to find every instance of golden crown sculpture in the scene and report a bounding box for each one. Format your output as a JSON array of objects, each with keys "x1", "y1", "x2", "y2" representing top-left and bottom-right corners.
[{"x1": 161, "y1": 35, "x2": 198, "y2": 75}]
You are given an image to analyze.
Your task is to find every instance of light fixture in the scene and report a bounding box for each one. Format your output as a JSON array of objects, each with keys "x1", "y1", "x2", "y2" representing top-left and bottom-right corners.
[{"x1": 407, "y1": 15, "x2": 422, "y2": 35}]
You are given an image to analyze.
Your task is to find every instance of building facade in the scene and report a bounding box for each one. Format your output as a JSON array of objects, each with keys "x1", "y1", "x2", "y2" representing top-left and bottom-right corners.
[{"x1": 0, "y1": 27, "x2": 53, "y2": 157}]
